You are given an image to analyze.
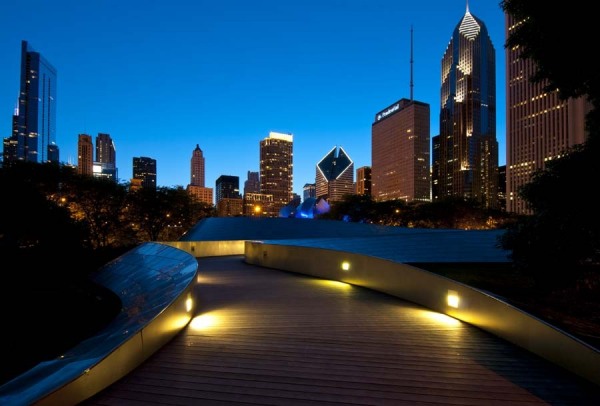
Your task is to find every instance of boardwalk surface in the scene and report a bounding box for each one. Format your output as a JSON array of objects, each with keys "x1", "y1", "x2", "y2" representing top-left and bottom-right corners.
[{"x1": 85, "y1": 256, "x2": 600, "y2": 405}]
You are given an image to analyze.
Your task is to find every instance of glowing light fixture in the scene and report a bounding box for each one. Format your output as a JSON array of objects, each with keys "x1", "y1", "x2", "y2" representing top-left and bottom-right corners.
[
  {"x1": 186, "y1": 295, "x2": 193, "y2": 312},
  {"x1": 447, "y1": 290, "x2": 460, "y2": 308},
  {"x1": 341, "y1": 261, "x2": 350, "y2": 271},
  {"x1": 314, "y1": 279, "x2": 352, "y2": 290},
  {"x1": 190, "y1": 313, "x2": 218, "y2": 330},
  {"x1": 418, "y1": 309, "x2": 461, "y2": 326}
]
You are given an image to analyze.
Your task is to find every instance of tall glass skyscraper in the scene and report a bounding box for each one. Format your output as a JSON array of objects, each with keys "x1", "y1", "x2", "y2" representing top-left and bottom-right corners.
[
  {"x1": 437, "y1": 6, "x2": 498, "y2": 208},
  {"x1": 4, "y1": 40, "x2": 59, "y2": 165}
]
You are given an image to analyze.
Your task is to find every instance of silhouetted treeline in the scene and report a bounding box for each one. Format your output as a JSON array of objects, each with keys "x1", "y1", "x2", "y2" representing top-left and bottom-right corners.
[
  {"x1": 0, "y1": 161, "x2": 215, "y2": 279},
  {"x1": 317, "y1": 194, "x2": 515, "y2": 230},
  {"x1": 499, "y1": 0, "x2": 600, "y2": 289}
]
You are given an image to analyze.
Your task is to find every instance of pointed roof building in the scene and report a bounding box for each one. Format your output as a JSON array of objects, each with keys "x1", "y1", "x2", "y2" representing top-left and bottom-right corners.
[{"x1": 316, "y1": 146, "x2": 354, "y2": 203}]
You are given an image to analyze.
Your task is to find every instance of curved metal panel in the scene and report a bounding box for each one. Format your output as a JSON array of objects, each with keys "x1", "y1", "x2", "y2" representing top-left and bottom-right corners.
[{"x1": 0, "y1": 242, "x2": 197, "y2": 406}]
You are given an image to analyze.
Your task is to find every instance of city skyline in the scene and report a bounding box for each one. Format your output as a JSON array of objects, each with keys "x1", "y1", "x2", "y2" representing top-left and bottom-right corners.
[{"x1": 0, "y1": 1, "x2": 506, "y2": 198}]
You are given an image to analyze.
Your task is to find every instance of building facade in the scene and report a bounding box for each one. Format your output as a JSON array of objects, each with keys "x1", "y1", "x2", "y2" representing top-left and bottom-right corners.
[
  {"x1": 95, "y1": 133, "x2": 117, "y2": 181},
  {"x1": 132, "y1": 156, "x2": 157, "y2": 189},
  {"x1": 187, "y1": 185, "x2": 214, "y2": 205},
  {"x1": 186, "y1": 144, "x2": 213, "y2": 205},
  {"x1": 437, "y1": 6, "x2": 498, "y2": 208},
  {"x1": 244, "y1": 171, "x2": 260, "y2": 195},
  {"x1": 3, "y1": 40, "x2": 58, "y2": 166},
  {"x1": 259, "y1": 132, "x2": 293, "y2": 217},
  {"x1": 315, "y1": 146, "x2": 354, "y2": 203},
  {"x1": 77, "y1": 134, "x2": 93, "y2": 176},
  {"x1": 3, "y1": 110, "x2": 20, "y2": 164},
  {"x1": 431, "y1": 135, "x2": 441, "y2": 201},
  {"x1": 372, "y1": 98, "x2": 430, "y2": 202},
  {"x1": 243, "y1": 192, "x2": 273, "y2": 216},
  {"x1": 303, "y1": 183, "x2": 316, "y2": 201},
  {"x1": 217, "y1": 197, "x2": 244, "y2": 217},
  {"x1": 215, "y1": 175, "x2": 241, "y2": 203},
  {"x1": 498, "y1": 164, "x2": 506, "y2": 212},
  {"x1": 190, "y1": 144, "x2": 205, "y2": 187},
  {"x1": 505, "y1": 14, "x2": 589, "y2": 214},
  {"x1": 355, "y1": 166, "x2": 372, "y2": 196}
]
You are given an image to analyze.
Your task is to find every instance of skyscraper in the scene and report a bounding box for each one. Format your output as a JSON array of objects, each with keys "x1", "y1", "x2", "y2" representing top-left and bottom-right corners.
[
  {"x1": 132, "y1": 156, "x2": 157, "y2": 189},
  {"x1": 187, "y1": 144, "x2": 213, "y2": 205},
  {"x1": 77, "y1": 134, "x2": 93, "y2": 176},
  {"x1": 215, "y1": 175, "x2": 241, "y2": 202},
  {"x1": 303, "y1": 183, "x2": 316, "y2": 201},
  {"x1": 372, "y1": 98, "x2": 430, "y2": 202},
  {"x1": 436, "y1": 5, "x2": 498, "y2": 208},
  {"x1": 260, "y1": 131, "x2": 293, "y2": 217},
  {"x1": 3, "y1": 40, "x2": 58, "y2": 166},
  {"x1": 215, "y1": 175, "x2": 242, "y2": 217},
  {"x1": 3, "y1": 108, "x2": 20, "y2": 164},
  {"x1": 505, "y1": 14, "x2": 590, "y2": 214},
  {"x1": 95, "y1": 133, "x2": 117, "y2": 181},
  {"x1": 96, "y1": 133, "x2": 116, "y2": 166},
  {"x1": 244, "y1": 171, "x2": 260, "y2": 195},
  {"x1": 316, "y1": 146, "x2": 354, "y2": 203},
  {"x1": 431, "y1": 135, "x2": 441, "y2": 201},
  {"x1": 355, "y1": 166, "x2": 372, "y2": 196},
  {"x1": 190, "y1": 144, "x2": 205, "y2": 187}
]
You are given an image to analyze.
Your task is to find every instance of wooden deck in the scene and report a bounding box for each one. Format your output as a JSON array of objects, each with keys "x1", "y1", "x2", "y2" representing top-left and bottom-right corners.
[{"x1": 85, "y1": 256, "x2": 600, "y2": 405}]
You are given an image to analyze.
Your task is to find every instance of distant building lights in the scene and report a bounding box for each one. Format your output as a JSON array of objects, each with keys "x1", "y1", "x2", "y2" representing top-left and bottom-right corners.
[{"x1": 341, "y1": 261, "x2": 350, "y2": 271}]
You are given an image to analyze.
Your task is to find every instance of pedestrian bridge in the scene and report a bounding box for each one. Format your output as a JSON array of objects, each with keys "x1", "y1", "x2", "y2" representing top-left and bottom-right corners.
[{"x1": 1, "y1": 218, "x2": 599, "y2": 405}]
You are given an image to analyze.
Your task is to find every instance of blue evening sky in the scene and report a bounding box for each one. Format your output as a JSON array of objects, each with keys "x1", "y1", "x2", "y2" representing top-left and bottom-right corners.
[{"x1": 0, "y1": 0, "x2": 506, "y2": 199}]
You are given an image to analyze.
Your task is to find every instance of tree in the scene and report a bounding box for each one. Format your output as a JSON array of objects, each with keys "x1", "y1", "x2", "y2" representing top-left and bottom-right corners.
[
  {"x1": 500, "y1": 1, "x2": 600, "y2": 287},
  {"x1": 0, "y1": 162, "x2": 89, "y2": 280},
  {"x1": 61, "y1": 175, "x2": 130, "y2": 249},
  {"x1": 125, "y1": 186, "x2": 215, "y2": 242},
  {"x1": 159, "y1": 187, "x2": 216, "y2": 241},
  {"x1": 318, "y1": 194, "x2": 376, "y2": 223},
  {"x1": 501, "y1": 1, "x2": 600, "y2": 135}
]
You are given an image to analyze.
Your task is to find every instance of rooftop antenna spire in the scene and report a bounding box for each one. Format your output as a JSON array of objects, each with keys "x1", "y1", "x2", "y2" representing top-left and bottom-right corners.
[
  {"x1": 466, "y1": 0, "x2": 470, "y2": 13},
  {"x1": 410, "y1": 25, "x2": 414, "y2": 101}
]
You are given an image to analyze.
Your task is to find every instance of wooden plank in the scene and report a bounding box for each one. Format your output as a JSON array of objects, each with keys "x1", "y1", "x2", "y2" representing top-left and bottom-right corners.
[{"x1": 84, "y1": 256, "x2": 600, "y2": 405}]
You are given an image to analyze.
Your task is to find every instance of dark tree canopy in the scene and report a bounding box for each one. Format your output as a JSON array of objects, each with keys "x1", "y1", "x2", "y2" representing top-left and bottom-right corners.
[
  {"x1": 501, "y1": 0, "x2": 600, "y2": 136},
  {"x1": 500, "y1": 0, "x2": 600, "y2": 287}
]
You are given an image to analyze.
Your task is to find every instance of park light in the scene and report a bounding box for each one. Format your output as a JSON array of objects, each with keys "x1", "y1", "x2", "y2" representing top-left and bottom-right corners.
[{"x1": 447, "y1": 290, "x2": 460, "y2": 308}]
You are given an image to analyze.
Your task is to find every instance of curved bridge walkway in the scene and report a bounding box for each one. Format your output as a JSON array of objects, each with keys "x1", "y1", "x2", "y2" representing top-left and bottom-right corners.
[{"x1": 85, "y1": 256, "x2": 600, "y2": 405}]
